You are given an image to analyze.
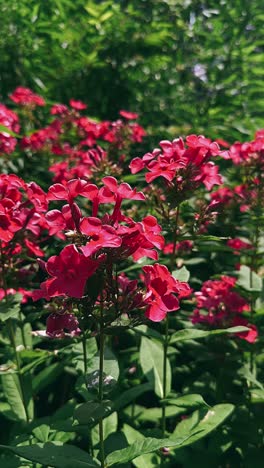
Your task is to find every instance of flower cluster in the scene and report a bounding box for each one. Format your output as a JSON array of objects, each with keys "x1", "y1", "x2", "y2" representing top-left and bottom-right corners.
[
  {"x1": 191, "y1": 275, "x2": 257, "y2": 343},
  {"x1": 129, "y1": 135, "x2": 225, "y2": 204},
  {"x1": 32, "y1": 176, "x2": 191, "y2": 330},
  {"x1": 9, "y1": 87, "x2": 46, "y2": 107},
  {"x1": 0, "y1": 104, "x2": 20, "y2": 155},
  {"x1": 0, "y1": 173, "x2": 49, "y2": 302}
]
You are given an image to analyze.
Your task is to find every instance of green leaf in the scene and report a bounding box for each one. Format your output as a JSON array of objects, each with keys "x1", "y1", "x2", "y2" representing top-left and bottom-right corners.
[
  {"x1": 172, "y1": 266, "x2": 190, "y2": 282},
  {"x1": 170, "y1": 326, "x2": 250, "y2": 344},
  {"x1": 33, "y1": 362, "x2": 64, "y2": 393},
  {"x1": 32, "y1": 424, "x2": 51, "y2": 442},
  {"x1": 164, "y1": 394, "x2": 210, "y2": 409},
  {"x1": 140, "y1": 337, "x2": 171, "y2": 398},
  {"x1": 74, "y1": 400, "x2": 112, "y2": 426},
  {"x1": 237, "y1": 265, "x2": 263, "y2": 292},
  {"x1": 1, "y1": 373, "x2": 33, "y2": 422},
  {"x1": 106, "y1": 434, "x2": 191, "y2": 466},
  {"x1": 133, "y1": 325, "x2": 164, "y2": 342},
  {"x1": 171, "y1": 404, "x2": 234, "y2": 447},
  {"x1": 0, "y1": 124, "x2": 20, "y2": 137},
  {"x1": 113, "y1": 383, "x2": 152, "y2": 412},
  {"x1": 0, "y1": 294, "x2": 22, "y2": 322},
  {"x1": 89, "y1": 346, "x2": 119, "y2": 381},
  {"x1": 0, "y1": 442, "x2": 99, "y2": 467},
  {"x1": 122, "y1": 424, "x2": 158, "y2": 467},
  {"x1": 250, "y1": 388, "x2": 264, "y2": 403},
  {"x1": 92, "y1": 412, "x2": 118, "y2": 446}
]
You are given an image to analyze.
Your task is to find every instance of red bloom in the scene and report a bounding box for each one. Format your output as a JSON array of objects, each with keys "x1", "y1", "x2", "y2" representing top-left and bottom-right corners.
[
  {"x1": 50, "y1": 104, "x2": 69, "y2": 115},
  {"x1": 119, "y1": 110, "x2": 139, "y2": 120},
  {"x1": 191, "y1": 275, "x2": 257, "y2": 342},
  {"x1": 42, "y1": 244, "x2": 99, "y2": 298},
  {"x1": 80, "y1": 217, "x2": 122, "y2": 257},
  {"x1": 47, "y1": 179, "x2": 98, "y2": 204},
  {"x1": 231, "y1": 316, "x2": 258, "y2": 343},
  {"x1": 227, "y1": 238, "x2": 252, "y2": 254},
  {"x1": 0, "y1": 104, "x2": 20, "y2": 154},
  {"x1": 70, "y1": 99, "x2": 87, "y2": 110},
  {"x1": 129, "y1": 135, "x2": 223, "y2": 193},
  {"x1": 10, "y1": 87, "x2": 45, "y2": 107},
  {"x1": 24, "y1": 239, "x2": 44, "y2": 257},
  {"x1": 143, "y1": 264, "x2": 191, "y2": 321}
]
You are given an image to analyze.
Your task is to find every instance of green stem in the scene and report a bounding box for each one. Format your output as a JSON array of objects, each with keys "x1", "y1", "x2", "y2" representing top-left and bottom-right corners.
[
  {"x1": 19, "y1": 309, "x2": 27, "y2": 349},
  {"x1": 82, "y1": 333, "x2": 95, "y2": 458},
  {"x1": 161, "y1": 317, "x2": 169, "y2": 438},
  {"x1": 98, "y1": 301, "x2": 105, "y2": 468},
  {"x1": 170, "y1": 205, "x2": 180, "y2": 269},
  {"x1": 82, "y1": 334, "x2": 88, "y2": 376}
]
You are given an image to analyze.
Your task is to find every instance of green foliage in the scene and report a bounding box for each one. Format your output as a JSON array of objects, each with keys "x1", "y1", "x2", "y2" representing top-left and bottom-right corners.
[{"x1": 1, "y1": 0, "x2": 264, "y2": 141}]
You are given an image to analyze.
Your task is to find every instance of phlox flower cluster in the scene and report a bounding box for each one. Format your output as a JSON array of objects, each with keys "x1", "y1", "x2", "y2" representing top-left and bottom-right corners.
[
  {"x1": 31, "y1": 176, "x2": 191, "y2": 336},
  {"x1": 191, "y1": 275, "x2": 257, "y2": 343},
  {"x1": 129, "y1": 135, "x2": 226, "y2": 204},
  {"x1": 0, "y1": 173, "x2": 48, "y2": 302}
]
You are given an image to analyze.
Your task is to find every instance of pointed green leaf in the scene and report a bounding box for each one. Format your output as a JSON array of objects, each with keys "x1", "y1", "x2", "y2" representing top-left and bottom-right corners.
[
  {"x1": 122, "y1": 424, "x2": 158, "y2": 467},
  {"x1": 74, "y1": 400, "x2": 112, "y2": 426},
  {"x1": 32, "y1": 424, "x2": 51, "y2": 442},
  {"x1": 1, "y1": 373, "x2": 30, "y2": 422},
  {"x1": 237, "y1": 265, "x2": 262, "y2": 292},
  {"x1": 164, "y1": 394, "x2": 210, "y2": 409},
  {"x1": 172, "y1": 404, "x2": 234, "y2": 447},
  {"x1": 113, "y1": 383, "x2": 152, "y2": 412},
  {"x1": 140, "y1": 337, "x2": 171, "y2": 398},
  {"x1": 0, "y1": 442, "x2": 99, "y2": 467},
  {"x1": 89, "y1": 346, "x2": 119, "y2": 381},
  {"x1": 105, "y1": 434, "x2": 191, "y2": 466},
  {"x1": 172, "y1": 266, "x2": 190, "y2": 282},
  {"x1": 170, "y1": 326, "x2": 249, "y2": 344},
  {"x1": 0, "y1": 294, "x2": 22, "y2": 322}
]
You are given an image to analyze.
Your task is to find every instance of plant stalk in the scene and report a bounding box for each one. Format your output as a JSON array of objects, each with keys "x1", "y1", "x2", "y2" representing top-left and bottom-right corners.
[
  {"x1": 98, "y1": 305, "x2": 105, "y2": 467},
  {"x1": 161, "y1": 316, "x2": 169, "y2": 438}
]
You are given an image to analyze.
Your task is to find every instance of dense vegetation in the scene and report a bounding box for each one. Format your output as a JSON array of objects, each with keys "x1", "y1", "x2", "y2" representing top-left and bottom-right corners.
[{"x1": 0, "y1": 1, "x2": 263, "y2": 467}]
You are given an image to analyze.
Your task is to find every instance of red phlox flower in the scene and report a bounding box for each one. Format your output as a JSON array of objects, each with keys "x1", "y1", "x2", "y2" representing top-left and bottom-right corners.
[
  {"x1": 0, "y1": 104, "x2": 19, "y2": 154},
  {"x1": 199, "y1": 162, "x2": 223, "y2": 190},
  {"x1": 101, "y1": 176, "x2": 145, "y2": 221},
  {"x1": 10, "y1": 87, "x2": 45, "y2": 107},
  {"x1": 130, "y1": 135, "x2": 223, "y2": 191},
  {"x1": 132, "y1": 216, "x2": 164, "y2": 261},
  {"x1": 191, "y1": 276, "x2": 254, "y2": 340},
  {"x1": 47, "y1": 179, "x2": 98, "y2": 204},
  {"x1": 24, "y1": 238, "x2": 44, "y2": 257},
  {"x1": 227, "y1": 238, "x2": 252, "y2": 254},
  {"x1": 0, "y1": 201, "x2": 22, "y2": 242},
  {"x1": 70, "y1": 99, "x2": 87, "y2": 110},
  {"x1": 43, "y1": 244, "x2": 99, "y2": 298},
  {"x1": 46, "y1": 204, "x2": 78, "y2": 237},
  {"x1": 131, "y1": 123, "x2": 146, "y2": 142},
  {"x1": 26, "y1": 182, "x2": 48, "y2": 212},
  {"x1": 50, "y1": 104, "x2": 69, "y2": 115},
  {"x1": 143, "y1": 264, "x2": 191, "y2": 321},
  {"x1": 231, "y1": 316, "x2": 258, "y2": 343},
  {"x1": 119, "y1": 110, "x2": 139, "y2": 120},
  {"x1": 80, "y1": 217, "x2": 122, "y2": 257}
]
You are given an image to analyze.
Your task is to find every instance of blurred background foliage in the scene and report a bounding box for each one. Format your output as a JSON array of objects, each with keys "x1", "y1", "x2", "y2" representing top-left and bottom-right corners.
[{"x1": 0, "y1": 0, "x2": 263, "y2": 143}]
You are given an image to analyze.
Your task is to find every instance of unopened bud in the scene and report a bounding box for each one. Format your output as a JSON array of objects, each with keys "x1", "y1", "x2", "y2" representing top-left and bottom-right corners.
[{"x1": 160, "y1": 447, "x2": 170, "y2": 456}]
